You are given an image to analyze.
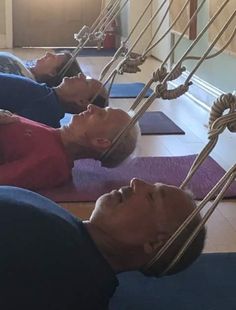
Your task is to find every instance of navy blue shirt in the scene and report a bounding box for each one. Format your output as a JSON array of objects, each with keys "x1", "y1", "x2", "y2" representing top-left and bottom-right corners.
[
  {"x1": 0, "y1": 73, "x2": 64, "y2": 128},
  {"x1": 0, "y1": 187, "x2": 118, "y2": 310}
]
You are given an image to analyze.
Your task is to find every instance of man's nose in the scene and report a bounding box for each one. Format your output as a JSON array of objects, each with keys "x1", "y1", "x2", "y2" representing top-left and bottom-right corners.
[
  {"x1": 130, "y1": 178, "x2": 148, "y2": 190},
  {"x1": 78, "y1": 72, "x2": 86, "y2": 79},
  {"x1": 87, "y1": 104, "x2": 101, "y2": 113}
]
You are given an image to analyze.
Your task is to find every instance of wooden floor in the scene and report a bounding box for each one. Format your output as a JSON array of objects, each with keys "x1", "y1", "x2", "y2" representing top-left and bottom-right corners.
[{"x1": 4, "y1": 48, "x2": 236, "y2": 253}]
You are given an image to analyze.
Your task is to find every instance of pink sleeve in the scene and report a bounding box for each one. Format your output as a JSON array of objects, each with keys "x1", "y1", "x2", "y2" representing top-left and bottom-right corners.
[{"x1": 0, "y1": 154, "x2": 71, "y2": 190}]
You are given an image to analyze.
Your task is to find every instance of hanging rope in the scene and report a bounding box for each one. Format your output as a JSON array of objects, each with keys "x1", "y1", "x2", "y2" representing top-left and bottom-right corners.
[
  {"x1": 143, "y1": 162, "x2": 236, "y2": 275},
  {"x1": 143, "y1": 0, "x2": 202, "y2": 60},
  {"x1": 161, "y1": 0, "x2": 226, "y2": 70},
  {"x1": 99, "y1": 0, "x2": 156, "y2": 81},
  {"x1": 180, "y1": 93, "x2": 236, "y2": 189},
  {"x1": 74, "y1": 0, "x2": 120, "y2": 43},
  {"x1": 183, "y1": 26, "x2": 236, "y2": 63},
  {"x1": 143, "y1": 93, "x2": 236, "y2": 274},
  {"x1": 58, "y1": 0, "x2": 129, "y2": 79},
  {"x1": 73, "y1": 2, "x2": 236, "y2": 275},
  {"x1": 184, "y1": 9, "x2": 236, "y2": 85}
]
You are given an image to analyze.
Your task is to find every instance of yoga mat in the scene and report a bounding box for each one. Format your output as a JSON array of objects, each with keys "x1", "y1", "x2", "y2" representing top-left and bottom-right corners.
[
  {"x1": 60, "y1": 112, "x2": 185, "y2": 135},
  {"x1": 110, "y1": 253, "x2": 236, "y2": 310},
  {"x1": 110, "y1": 83, "x2": 153, "y2": 98},
  {"x1": 54, "y1": 47, "x2": 117, "y2": 57},
  {"x1": 139, "y1": 111, "x2": 184, "y2": 135},
  {"x1": 39, "y1": 155, "x2": 236, "y2": 202}
]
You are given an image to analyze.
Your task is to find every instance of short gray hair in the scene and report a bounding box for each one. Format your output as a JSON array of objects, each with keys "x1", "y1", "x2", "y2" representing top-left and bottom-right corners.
[
  {"x1": 100, "y1": 113, "x2": 141, "y2": 168},
  {"x1": 141, "y1": 191, "x2": 206, "y2": 277}
]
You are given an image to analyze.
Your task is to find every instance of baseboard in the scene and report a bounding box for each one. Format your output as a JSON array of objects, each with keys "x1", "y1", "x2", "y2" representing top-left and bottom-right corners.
[{"x1": 170, "y1": 71, "x2": 224, "y2": 112}]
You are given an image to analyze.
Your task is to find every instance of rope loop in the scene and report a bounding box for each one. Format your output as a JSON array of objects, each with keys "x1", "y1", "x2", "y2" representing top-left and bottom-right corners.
[
  {"x1": 168, "y1": 65, "x2": 186, "y2": 81},
  {"x1": 94, "y1": 31, "x2": 106, "y2": 41},
  {"x1": 121, "y1": 63, "x2": 141, "y2": 73},
  {"x1": 154, "y1": 83, "x2": 167, "y2": 98},
  {"x1": 153, "y1": 67, "x2": 167, "y2": 83},
  {"x1": 155, "y1": 83, "x2": 189, "y2": 100},
  {"x1": 74, "y1": 25, "x2": 90, "y2": 41},
  {"x1": 209, "y1": 93, "x2": 236, "y2": 130}
]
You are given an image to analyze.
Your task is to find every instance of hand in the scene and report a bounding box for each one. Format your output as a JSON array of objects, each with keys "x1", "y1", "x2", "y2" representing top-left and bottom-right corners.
[{"x1": 0, "y1": 109, "x2": 20, "y2": 125}]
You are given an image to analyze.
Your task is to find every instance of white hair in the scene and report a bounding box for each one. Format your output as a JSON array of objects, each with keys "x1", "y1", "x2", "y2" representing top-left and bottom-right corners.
[{"x1": 100, "y1": 111, "x2": 141, "y2": 168}]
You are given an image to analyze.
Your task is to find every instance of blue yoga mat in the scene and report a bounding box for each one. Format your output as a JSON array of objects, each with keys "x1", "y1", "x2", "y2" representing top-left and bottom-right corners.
[
  {"x1": 110, "y1": 252, "x2": 236, "y2": 310},
  {"x1": 54, "y1": 47, "x2": 117, "y2": 57},
  {"x1": 109, "y1": 83, "x2": 153, "y2": 98}
]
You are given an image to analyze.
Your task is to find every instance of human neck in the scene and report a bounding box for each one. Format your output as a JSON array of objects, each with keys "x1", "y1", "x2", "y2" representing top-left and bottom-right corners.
[
  {"x1": 58, "y1": 126, "x2": 100, "y2": 161},
  {"x1": 83, "y1": 221, "x2": 146, "y2": 273},
  {"x1": 29, "y1": 66, "x2": 41, "y2": 79}
]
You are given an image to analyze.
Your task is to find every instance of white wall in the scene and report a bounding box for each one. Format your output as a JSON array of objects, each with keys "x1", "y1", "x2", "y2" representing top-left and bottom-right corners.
[
  {"x1": 0, "y1": 0, "x2": 6, "y2": 35},
  {"x1": 173, "y1": 2, "x2": 236, "y2": 93},
  {"x1": 0, "y1": 0, "x2": 12, "y2": 48},
  {"x1": 121, "y1": 0, "x2": 171, "y2": 59},
  {"x1": 127, "y1": 0, "x2": 152, "y2": 54},
  {"x1": 151, "y1": 0, "x2": 171, "y2": 61}
]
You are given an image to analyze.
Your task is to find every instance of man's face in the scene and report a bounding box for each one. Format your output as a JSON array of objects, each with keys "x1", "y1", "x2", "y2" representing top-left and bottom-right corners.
[
  {"x1": 67, "y1": 104, "x2": 131, "y2": 143},
  {"x1": 90, "y1": 179, "x2": 192, "y2": 247},
  {"x1": 59, "y1": 74, "x2": 106, "y2": 105},
  {"x1": 34, "y1": 52, "x2": 66, "y2": 76}
]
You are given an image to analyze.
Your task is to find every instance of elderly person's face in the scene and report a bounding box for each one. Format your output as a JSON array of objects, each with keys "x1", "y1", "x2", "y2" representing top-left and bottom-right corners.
[
  {"x1": 89, "y1": 179, "x2": 193, "y2": 251},
  {"x1": 34, "y1": 52, "x2": 67, "y2": 77},
  {"x1": 57, "y1": 74, "x2": 107, "y2": 109},
  {"x1": 66, "y1": 104, "x2": 131, "y2": 148}
]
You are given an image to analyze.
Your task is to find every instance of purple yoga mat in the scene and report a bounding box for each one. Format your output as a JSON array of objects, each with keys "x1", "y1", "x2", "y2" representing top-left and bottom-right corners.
[{"x1": 39, "y1": 155, "x2": 236, "y2": 202}]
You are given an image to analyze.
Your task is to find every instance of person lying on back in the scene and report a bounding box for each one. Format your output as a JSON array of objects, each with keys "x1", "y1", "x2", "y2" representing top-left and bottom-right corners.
[
  {"x1": 0, "y1": 72, "x2": 107, "y2": 128},
  {"x1": 0, "y1": 105, "x2": 140, "y2": 190},
  {"x1": 0, "y1": 181, "x2": 206, "y2": 309},
  {"x1": 0, "y1": 50, "x2": 81, "y2": 86}
]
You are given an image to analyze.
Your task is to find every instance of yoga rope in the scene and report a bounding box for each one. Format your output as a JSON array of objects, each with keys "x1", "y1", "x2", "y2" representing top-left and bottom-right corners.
[
  {"x1": 184, "y1": 9, "x2": 236, "y2": 85},
  {"x1": 146, "y1": 163, "x2": 236, "y2": 275},
  {"x1": 99, "y1": 0, "x2": 201, "y2": 81},
  {"x1": 102, "y1": 0, "x2": 230, "y2": 107},
  {"x1": 143, "y1": 94, "x2": 236, "y2": 274},
  {"x1": 96, "y1": 0, "x2": 232, "y2": 108},
  {"x1": 184, "y1": 26, "x2": 236, "y2": 63},
  {"x1": 99, "y1": 0, "x2": 232, "y2": 106},
  {"x1": 160, "y1": 0, "x2": 230, "y2": 71},
  {"x1": 141, "y1": 0, "x2": 192, "y2": 58},
  {"x1": 100, "y1": 81, "x2": 190, "y2": 162},
  {"x1": 143, "y1": 0, "x2": 174, "y2": 54},
  {"x1": 97, "y1": 2, "x2": 233, "y2": 144},
  {"x1": 73, "y1": 1, "x2": 236, "y2": 274},
  {"x1": 180, "y1": 93, "x2": 236, "y2": 190},
  {"x1": 100, "y1": 3, "x2": 235, "y2": 274},
  {"x1": 99, "y1": 0, "x2": 206, "y2": 95},
  {"x1": 74, "y1": 0, "x2": 123, "y2": 47},
  {"x1": 74, "y1": 0, "x2": 120, "y2": 44},
  {"x1": 72, "y1": 0, "x2": 122, "y2": 52},
  {"x1": 99, "y1": 0, "x2": 160, "y2": 81},
  {"x1": 101, "y1": 0, "x2": 200, "y2": 81},
  {"x1": 58, "y1": 0, "x2": 129, "y2": 78}
]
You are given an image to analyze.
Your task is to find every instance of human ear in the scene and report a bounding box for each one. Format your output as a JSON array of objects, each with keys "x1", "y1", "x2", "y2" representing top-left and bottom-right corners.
[
  {"x1": 91, "y1": 138, "x2": 111, "y2": 151},
  {"x1": 143, "y1": 239, "x2": 165, "y2": 255},
  {"x1": 48, "y1": 69, "x2": 57, "y2": 77},
  {"x1": 76, "y1": 98, "x2": 90, "y2": 108}
]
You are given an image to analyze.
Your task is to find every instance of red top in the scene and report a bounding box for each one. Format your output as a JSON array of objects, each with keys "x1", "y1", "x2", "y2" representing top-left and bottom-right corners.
[{"x1": 0, "y1": 117, "x2": 73, "y2": 190}]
